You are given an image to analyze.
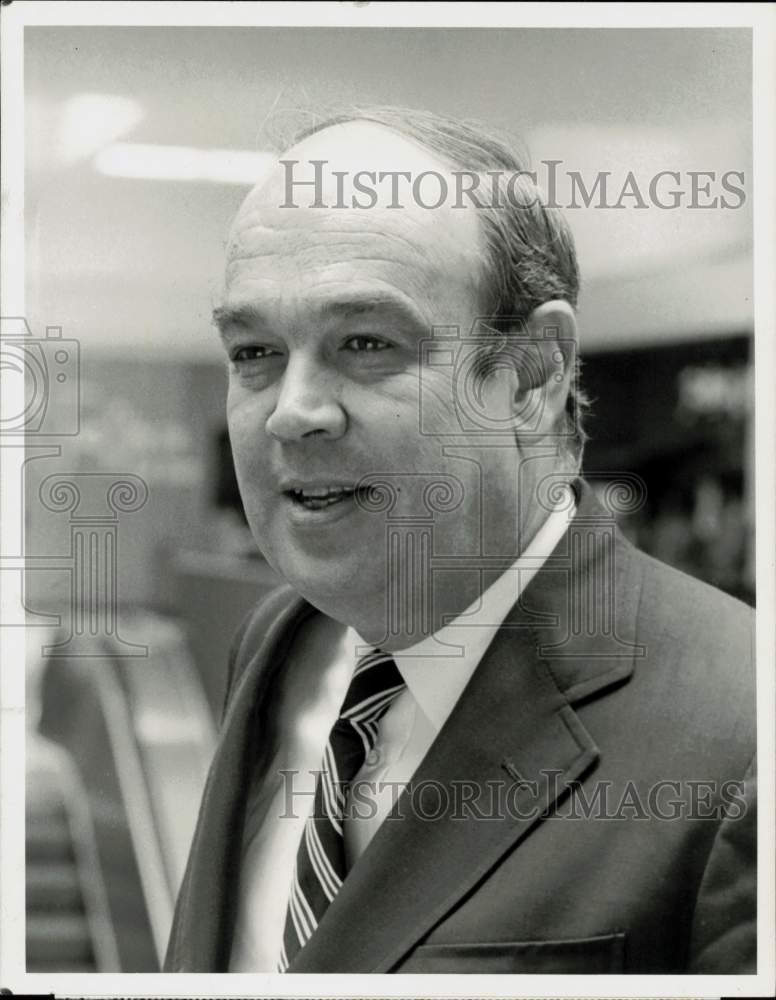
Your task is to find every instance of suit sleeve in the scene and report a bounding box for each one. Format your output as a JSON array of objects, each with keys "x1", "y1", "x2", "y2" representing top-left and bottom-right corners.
[{"x1": 687, "y1": 753, "x2": 757, "y2": 973}]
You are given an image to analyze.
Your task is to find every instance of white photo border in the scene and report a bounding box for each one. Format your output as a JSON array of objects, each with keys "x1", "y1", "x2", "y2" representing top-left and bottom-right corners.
[{"x1": 1, "y1": 2, "x2": 774, "y2": 998}]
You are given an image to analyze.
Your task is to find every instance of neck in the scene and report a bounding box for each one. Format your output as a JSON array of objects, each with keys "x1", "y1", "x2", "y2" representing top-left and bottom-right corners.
[{"x1": 333, "y1": 500, "x2": 559, "y2": 652}]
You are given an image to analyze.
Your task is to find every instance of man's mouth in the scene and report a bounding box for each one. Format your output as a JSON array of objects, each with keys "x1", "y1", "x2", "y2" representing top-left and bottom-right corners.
[{"x1": 286, "y1": 486, "x2": 357, "y2": 511}]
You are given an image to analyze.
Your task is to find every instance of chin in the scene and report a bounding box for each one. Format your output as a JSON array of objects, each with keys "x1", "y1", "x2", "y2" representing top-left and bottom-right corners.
[{"x1": 281, "y1": 552, "x2": 384, "y2": 609}]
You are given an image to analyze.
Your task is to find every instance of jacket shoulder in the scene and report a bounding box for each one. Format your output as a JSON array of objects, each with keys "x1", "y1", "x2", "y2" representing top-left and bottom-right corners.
[
  {"x1": 624, "y1": 541, "x2": 756, "y2": 757},
  {"x1": 632, "y1": 543, "x2": 753, "y2": 656}
]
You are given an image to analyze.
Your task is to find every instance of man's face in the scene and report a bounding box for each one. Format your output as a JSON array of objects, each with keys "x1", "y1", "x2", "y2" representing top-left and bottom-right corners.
[{"x1": 216, "y1": 123, "x2": 524, "y2": 633}]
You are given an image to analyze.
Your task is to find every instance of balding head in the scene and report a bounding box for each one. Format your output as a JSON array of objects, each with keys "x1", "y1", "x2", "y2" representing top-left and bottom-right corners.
[{"x1": 225, "y1": 119, "x2": 486, "y2": 323}]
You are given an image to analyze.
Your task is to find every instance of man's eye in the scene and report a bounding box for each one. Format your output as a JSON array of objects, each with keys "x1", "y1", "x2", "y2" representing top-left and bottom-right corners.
[
  {"x1": 344, "y1": 335, "x2": 391, "y2": 352},
  {"x1": 231, "y1": 345, "x2": 281, "y2": 363}
]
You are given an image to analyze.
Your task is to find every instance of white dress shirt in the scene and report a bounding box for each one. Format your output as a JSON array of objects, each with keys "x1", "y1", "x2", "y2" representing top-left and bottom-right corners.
[{"x1": 228, "y1": 497, "x2": 574, "y2": 971}]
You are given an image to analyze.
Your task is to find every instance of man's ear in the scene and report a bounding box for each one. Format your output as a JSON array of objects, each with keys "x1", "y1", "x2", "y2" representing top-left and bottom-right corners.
[{"x1": 509, "y1": 299, "x2": 578, "y2": 438}]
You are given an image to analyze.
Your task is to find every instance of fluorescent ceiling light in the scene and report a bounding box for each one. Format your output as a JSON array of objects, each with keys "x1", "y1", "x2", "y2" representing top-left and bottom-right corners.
[
  {"x1": 57, "y1": 94, "x2": 145, "y2": 165},
  {"x1": 93, "y1": 143, "x2": 274, "y2": 185}
]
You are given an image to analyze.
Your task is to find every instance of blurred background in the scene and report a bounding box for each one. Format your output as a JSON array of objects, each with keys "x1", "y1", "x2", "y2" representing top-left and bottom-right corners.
[{"x1": 18, "y1": 26, "x2": 753, "y2": 971}]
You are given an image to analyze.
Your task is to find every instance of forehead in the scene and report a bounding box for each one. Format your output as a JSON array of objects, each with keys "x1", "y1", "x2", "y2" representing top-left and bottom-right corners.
[{"x1": 221, "y1": 122, "x2": 485, "y2": 324}]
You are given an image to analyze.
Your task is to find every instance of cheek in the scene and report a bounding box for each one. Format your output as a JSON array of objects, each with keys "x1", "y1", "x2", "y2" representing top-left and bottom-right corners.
[
  {"x1": 226, "y1": 395, "x2": 273, "y2": 492},
  {"x1": 343, "y1": 377, "x2": 420, "y2": 441},
  {"x1": 416, "y1": 369, "x2": 457, "y2": 425},
  {"x1": 356, "y1": 373, "x2": 460, "y2": 447},
  {"x1": 227, "y1": 385, "x2": 267, "y2": 444}
]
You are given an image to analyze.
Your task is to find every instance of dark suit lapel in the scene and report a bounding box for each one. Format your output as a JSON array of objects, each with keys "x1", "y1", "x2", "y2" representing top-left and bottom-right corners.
[
  {"x1": 165, "y1": 590, "x2": 311, "y2": 972},
  {"x1": 289, "y1": 481, "x2": 643, "y2": 973}
]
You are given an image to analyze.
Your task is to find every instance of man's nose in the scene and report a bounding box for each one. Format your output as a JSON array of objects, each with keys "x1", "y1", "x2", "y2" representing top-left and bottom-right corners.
[{"x1": 265, "y1": 355, "x2": 347, "y2": 442}]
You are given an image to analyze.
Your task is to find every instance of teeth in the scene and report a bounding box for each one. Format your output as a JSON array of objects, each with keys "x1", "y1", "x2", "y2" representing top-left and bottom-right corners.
[{"x1": 290, "y1": 486, "x2": 355, "y2": 500}]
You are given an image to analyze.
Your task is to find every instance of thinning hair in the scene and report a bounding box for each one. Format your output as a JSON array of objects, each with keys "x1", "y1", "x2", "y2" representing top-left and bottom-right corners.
[{"x1": 267, "y1": 104, "x2": 589, "y2": 467}]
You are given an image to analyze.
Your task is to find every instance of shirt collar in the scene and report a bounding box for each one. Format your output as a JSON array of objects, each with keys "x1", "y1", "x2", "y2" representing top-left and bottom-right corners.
[{"x1": 346, "y1": 492, "x2": 575, "y2": 732}]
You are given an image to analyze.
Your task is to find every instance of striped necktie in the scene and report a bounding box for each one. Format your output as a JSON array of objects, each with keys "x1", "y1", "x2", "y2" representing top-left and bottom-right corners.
[{"x1": 279, "y1": 649, "x2": 405, "y2": 971}]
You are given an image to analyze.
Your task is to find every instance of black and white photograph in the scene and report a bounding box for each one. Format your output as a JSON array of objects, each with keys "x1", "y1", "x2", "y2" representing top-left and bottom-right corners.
[{"x1": 1, "y1": 2, "x2": 774, "y2": 997}]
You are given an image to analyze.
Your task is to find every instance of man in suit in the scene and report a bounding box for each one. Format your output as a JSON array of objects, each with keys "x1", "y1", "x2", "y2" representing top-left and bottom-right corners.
[{"x1": 165, "y1": 107, "x2": 756, "y2": 974}]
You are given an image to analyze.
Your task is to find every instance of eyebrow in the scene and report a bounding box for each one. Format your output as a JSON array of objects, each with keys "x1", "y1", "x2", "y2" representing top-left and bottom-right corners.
[
  {"x1": 212, "y1": 294, "x2": 427, "y2": 338},
  {"x1": 212, "y1": 302, "x2": 263, "y2": 336}
]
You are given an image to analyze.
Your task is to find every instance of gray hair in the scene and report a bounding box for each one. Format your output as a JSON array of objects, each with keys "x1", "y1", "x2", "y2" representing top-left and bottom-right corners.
[{"x1": 270, "y1": 104, "x2": 589, "y2": 468}]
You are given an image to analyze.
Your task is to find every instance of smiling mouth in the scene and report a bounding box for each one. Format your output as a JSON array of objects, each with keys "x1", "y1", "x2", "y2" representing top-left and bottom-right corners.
[{"x1": 286, "y1": 486, "x2": 358, "y2": 511}]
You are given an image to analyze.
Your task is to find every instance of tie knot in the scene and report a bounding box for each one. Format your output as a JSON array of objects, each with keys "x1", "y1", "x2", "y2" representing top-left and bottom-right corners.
[{"x1": 338, "y1": 649, "x2": 405, "y2": 727}]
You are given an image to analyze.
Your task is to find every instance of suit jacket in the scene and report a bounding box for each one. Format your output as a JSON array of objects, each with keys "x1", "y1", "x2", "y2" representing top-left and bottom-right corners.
[{"x1": 165, "y1": 481, "x2": 756, "y2": 974}]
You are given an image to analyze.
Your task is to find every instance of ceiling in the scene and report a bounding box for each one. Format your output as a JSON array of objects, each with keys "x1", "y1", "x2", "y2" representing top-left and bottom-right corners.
[{"x1": 24, "y1": 26, "x2": 753, "y2": 358}]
